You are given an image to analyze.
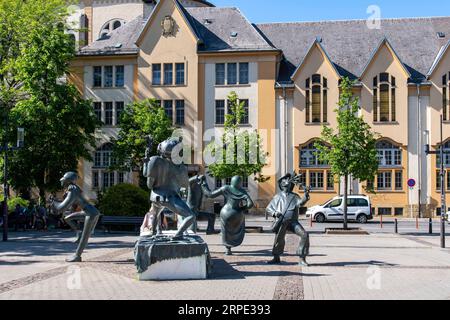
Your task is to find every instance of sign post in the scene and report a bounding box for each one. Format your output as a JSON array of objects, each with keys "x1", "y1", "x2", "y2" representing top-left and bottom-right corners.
[
  {"x1": 425, "y1": 115, "x2": 447, "y2": 249},
  {"x1": 408, "y1": 179, "x2": 416, "y2": 219}
]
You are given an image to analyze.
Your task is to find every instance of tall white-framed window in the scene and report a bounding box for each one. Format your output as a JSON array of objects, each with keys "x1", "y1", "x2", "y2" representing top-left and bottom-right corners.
[
  {"x1": 299, "y1": 140, "x2": 334, "y2": 192},
  {"x1": 175, "y1": 63, "x2": 185, "y2": 85},
  {"x1": 305, "y1": 74, "x2": 328, "y2": 123},
  {"x1": 92, "y1": 101, "x2": 125, "y2": 126},
  {"x1": 375, "y1": 140, "x2": 403, "y2": 191},
  {"x1": 215, "y1": 98, "x2": 250, "y2": 125},
  {"x1": 376, "y1": 140, "x2": 402, "y2": 167},
  {"x1": 373, "y1": 73, "x2": 396, "y2": 122},
  {"x1": 175, "y1": 100, "x2": 185, "y2": 126},
  {"x1": 215, "y1": 62, "x2": 250, "y2": 86},
  {"x1": 92, "y1": 65, "x2": 125, "y2": 88},
  {"x1": 151, "y1": 63, "x2": 186, "y2": 86},
  {"x1": 92, "y1": 143, "x2": 128, "y2": 190},
  {"x1": 163, "y1": 63, "x2": 173, "y2": 85}
]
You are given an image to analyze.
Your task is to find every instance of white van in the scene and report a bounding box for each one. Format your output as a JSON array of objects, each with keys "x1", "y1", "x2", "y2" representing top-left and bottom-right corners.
[{"x1": 306, "y1": 195, "x2": 373, "y2": 224}]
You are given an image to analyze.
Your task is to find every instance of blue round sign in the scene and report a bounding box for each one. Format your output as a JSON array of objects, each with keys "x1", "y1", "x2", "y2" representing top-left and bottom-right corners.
[{"x1": 408, "y1": 179, "x2": 416, "y2": 188}]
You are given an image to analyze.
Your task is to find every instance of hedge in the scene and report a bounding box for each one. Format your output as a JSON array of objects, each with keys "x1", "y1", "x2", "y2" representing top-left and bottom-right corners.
[
  {"x1": 0, "y1": 196, "x2": 30, "y2": 213},
  {"x1": 98, "y1": 184, "x2": 149, "y2": 217}
]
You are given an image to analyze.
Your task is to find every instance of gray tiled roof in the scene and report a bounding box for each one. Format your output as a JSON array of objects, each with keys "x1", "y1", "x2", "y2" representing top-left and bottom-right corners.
[
  {"x1": 78, "y1": 5, "x2": 275, "y2": 56},
  {"x1": 256, "y1": 17, "x2": 450, "y2": 82},
  {"x1": 185, "y1": 7, "x2": 275, "y2": 52},
  {"x1": 78, "y1": 16, "x2": 145, "y2": 56}
]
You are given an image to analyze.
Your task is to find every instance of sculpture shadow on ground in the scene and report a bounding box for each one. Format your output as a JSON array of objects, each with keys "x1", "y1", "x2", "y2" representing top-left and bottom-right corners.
[
  {"x1": 402, "y1": 232, "x2": 450, "y2": 237},
  {"x1": 210, "y1": 258, "x2": 328, "y2": 280},
  {"x1": 308, "y1": 260, "x2": 398, "y2": 268},
  {"x1": 0, "y1": 234, "x2": 132, "y2": 261}
]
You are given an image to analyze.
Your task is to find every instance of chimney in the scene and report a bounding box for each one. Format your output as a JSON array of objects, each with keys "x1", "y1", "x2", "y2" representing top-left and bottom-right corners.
[{"x1": 143, "y1": 0, "x2": 156, "y2": 20}]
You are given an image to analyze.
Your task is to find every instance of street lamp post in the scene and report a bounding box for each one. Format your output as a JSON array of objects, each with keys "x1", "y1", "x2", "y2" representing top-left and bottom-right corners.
[
  {"x1": 425, "y1": 115, "x2": 447, "y2": 249},
  {"x1": 1, "y1": 114, "x2": 25, "y2": 242}
]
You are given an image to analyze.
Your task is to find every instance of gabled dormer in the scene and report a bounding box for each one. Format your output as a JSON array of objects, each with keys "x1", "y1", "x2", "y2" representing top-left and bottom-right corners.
[{"x1": 291, "y1": 39, "x2": 341, "y2": 125}]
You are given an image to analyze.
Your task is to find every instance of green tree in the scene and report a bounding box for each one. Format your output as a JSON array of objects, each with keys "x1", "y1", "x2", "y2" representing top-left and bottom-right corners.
[
  {"x1": 98, "y1": 184, "x2": 149, "y2": 217},
  {"x1": 315, "y1": 77, "x2": 379, "y2": 229},
  {"x1": 111, "y1": 99, "x2": 173, "y2": 188},
  {"x1": 0, "y1": 0, "x2": 99, "y2": 201},
  {"x1": 206, "y1": 91, "x2": 268, "y2": 184}
]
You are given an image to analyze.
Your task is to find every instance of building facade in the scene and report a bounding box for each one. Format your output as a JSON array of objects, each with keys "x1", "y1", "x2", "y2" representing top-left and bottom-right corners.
[{"x1": 70, "y1": 0, "x2": 450, "y2": 217}]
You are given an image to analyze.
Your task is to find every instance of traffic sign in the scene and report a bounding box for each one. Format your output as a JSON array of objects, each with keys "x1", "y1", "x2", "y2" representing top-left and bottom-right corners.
[{"x1": 407, "y1": 179, "x2": 416, "y2": 188}]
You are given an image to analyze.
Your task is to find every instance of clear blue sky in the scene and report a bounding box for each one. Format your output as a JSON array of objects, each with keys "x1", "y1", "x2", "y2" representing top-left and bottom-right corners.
[{"x1": 212, "y1": 0, "x2": 450, "y2": 23}]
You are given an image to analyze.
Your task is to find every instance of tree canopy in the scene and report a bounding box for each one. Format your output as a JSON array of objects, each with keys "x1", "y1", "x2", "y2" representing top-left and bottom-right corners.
[
  {"x1": 0, "y1": 0, "x2": 99, "y2": 200},
  {"x1": 206, "y1": 91, "x2": 268, "y2": 183},
  {"x1": 316, "y1": 77, "x2": 379, "y2": 228},
  {"x1": 111, "y1": 99, "x2": 174, "y2": 188}
]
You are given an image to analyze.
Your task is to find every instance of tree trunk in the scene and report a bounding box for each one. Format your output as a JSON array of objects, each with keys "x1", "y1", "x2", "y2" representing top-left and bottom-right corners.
[
  {"x1": 343, "y1": 174, "x2": 348, "y2": 230},
  {"x1": 38, "y1": 187, "x2": 46, "y2": 207}
]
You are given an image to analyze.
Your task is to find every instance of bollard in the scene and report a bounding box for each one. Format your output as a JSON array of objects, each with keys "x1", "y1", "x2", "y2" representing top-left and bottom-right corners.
[
  {"x1": 394, "y1": 219, "x2": 398, "y2": 234},
  {"x1": 416, "y1": 217, "x2": 419, "y2": 230},
  {"x1": 310, "y1": 214, "x2": 313, "y2": 228},
  {"x1": 429, "y1": 218, "x2": 433, "y2": 234},
  {"x1": 380, "y1": 214, "x2": 383, "y2": 229}
]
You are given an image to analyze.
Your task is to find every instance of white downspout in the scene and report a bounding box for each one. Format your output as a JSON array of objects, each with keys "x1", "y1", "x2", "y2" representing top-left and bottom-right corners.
[
  {"x1": 283, "y1": 86, "x2": 288, "y2": 174},
  {"x1": 417, "y1": 84, "x2": 422, "y2": 218}
]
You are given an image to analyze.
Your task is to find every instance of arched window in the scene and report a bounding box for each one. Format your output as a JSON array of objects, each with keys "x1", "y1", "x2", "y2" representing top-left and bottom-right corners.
[
  {"x1": 98, "y1": 19, "x2": 126, "y2": 39},
  {"x1": 92, "y1": 143, "x2": 127, "y2": 190},
  {"x1": 442, "y1": 73, "x2": 449, "y2": 121},
  {"x1": 376, "y1": 140, "x2": 402, "y2": 167},
  {"x1": 300, "y1": 141, "x2": 328, "y2": 167},
  {"x1": 373, "y1": 73, "x2": 396, "y2": 122},
  {"x1": 375, "y1": 140, "x2": 403, "y2": 191},
  {"x1": 305, "y1": 74, "x2": 328, "y2": 123},
  {"x1": 299, "y1": 141, "x2": 334, "y2": 191}
]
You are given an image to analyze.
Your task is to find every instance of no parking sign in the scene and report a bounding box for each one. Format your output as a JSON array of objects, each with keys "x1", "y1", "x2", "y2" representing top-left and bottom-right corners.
[{"x1": 408, "y1": 179, "x2": 416, "y2": 189}]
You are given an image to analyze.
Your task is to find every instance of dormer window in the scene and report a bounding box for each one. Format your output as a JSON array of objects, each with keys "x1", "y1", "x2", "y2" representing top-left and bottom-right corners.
[
  {"x1": 373, "y1": 73, "x2": 396, "y2": 122},
  {"x1": 305, "y1": 74, "x2": 328, "y2": 123},
  {"x1": 99, "y1": 19, "x2": 125, "y2": 39}
]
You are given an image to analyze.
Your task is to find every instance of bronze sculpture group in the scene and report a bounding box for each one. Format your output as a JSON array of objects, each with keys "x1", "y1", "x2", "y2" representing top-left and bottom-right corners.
[
  {"x1": 50, "y1": 172, "x2": 101, "y2": 262},
  {"x1": 266, "y1": 173, "x2": 310, "y2": 266},
  {"x1": 201, "y1": 175, "x2": 254, "y2": 255},
  {"x1": 51, "y1": 136, "x2": 311, "y2": 267}
]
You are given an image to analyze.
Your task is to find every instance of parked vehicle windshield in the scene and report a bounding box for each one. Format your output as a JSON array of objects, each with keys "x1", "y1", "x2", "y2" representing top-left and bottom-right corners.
[{"x1": 325, "y1": 199, "x2": 342, "y2": 208}]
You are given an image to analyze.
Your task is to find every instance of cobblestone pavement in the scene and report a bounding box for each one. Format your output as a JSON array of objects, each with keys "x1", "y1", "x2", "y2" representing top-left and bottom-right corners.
[{"x1": 1, "y1": 226, "x2": 450, "y2": 300}]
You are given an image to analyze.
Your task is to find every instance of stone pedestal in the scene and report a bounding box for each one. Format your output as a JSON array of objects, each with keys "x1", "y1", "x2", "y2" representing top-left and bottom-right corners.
[{"x1": 134, "y1": 231, "x2": 211, "y2": 281}]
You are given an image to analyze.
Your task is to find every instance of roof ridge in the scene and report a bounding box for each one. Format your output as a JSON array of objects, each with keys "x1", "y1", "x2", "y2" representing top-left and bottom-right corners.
[
  {"x1": 257, "y1": 15, "x2": 450, "y2": 26},
  {"x1": 234, "y1": 7, "x2": 276, "y2": 49},
  {"x1": 186, "y1": 6, "x2": 239, "y2": 11}
]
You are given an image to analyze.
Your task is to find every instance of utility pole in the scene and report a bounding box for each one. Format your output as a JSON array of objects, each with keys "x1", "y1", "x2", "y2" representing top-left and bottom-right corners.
[{"x1": 425, "y1": 115, "x2": 447, "y2": 248}]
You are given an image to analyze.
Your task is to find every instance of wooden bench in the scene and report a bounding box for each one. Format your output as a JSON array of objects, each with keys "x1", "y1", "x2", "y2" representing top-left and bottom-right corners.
[{"x1": 100, "y1": 216, "x2": 144, "y2": 233}]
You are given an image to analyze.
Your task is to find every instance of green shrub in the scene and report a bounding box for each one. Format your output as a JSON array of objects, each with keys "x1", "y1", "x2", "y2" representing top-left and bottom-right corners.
[
  {"x1": 98, "y1": 184, "x2": 149, "y2": 217},
  {"x1": 0, "y1": 196, "x2": 30, "y2": 213}
]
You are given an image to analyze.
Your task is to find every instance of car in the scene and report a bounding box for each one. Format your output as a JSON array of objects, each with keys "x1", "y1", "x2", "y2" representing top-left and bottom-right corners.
[{"x1": 306, "y1": 195, "x2": 373, "y2": 224}]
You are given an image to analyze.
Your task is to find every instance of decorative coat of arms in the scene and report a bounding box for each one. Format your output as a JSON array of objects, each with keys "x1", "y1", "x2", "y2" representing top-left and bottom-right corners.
[{"x1": 161, "y1": 15, "x2": 175, "y2": 37}]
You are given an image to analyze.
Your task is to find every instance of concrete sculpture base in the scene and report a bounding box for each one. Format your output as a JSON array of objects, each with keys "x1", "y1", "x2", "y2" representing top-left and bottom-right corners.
[{"x1": 134, "y1": 231, "x2": 211, "y2": 281}]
